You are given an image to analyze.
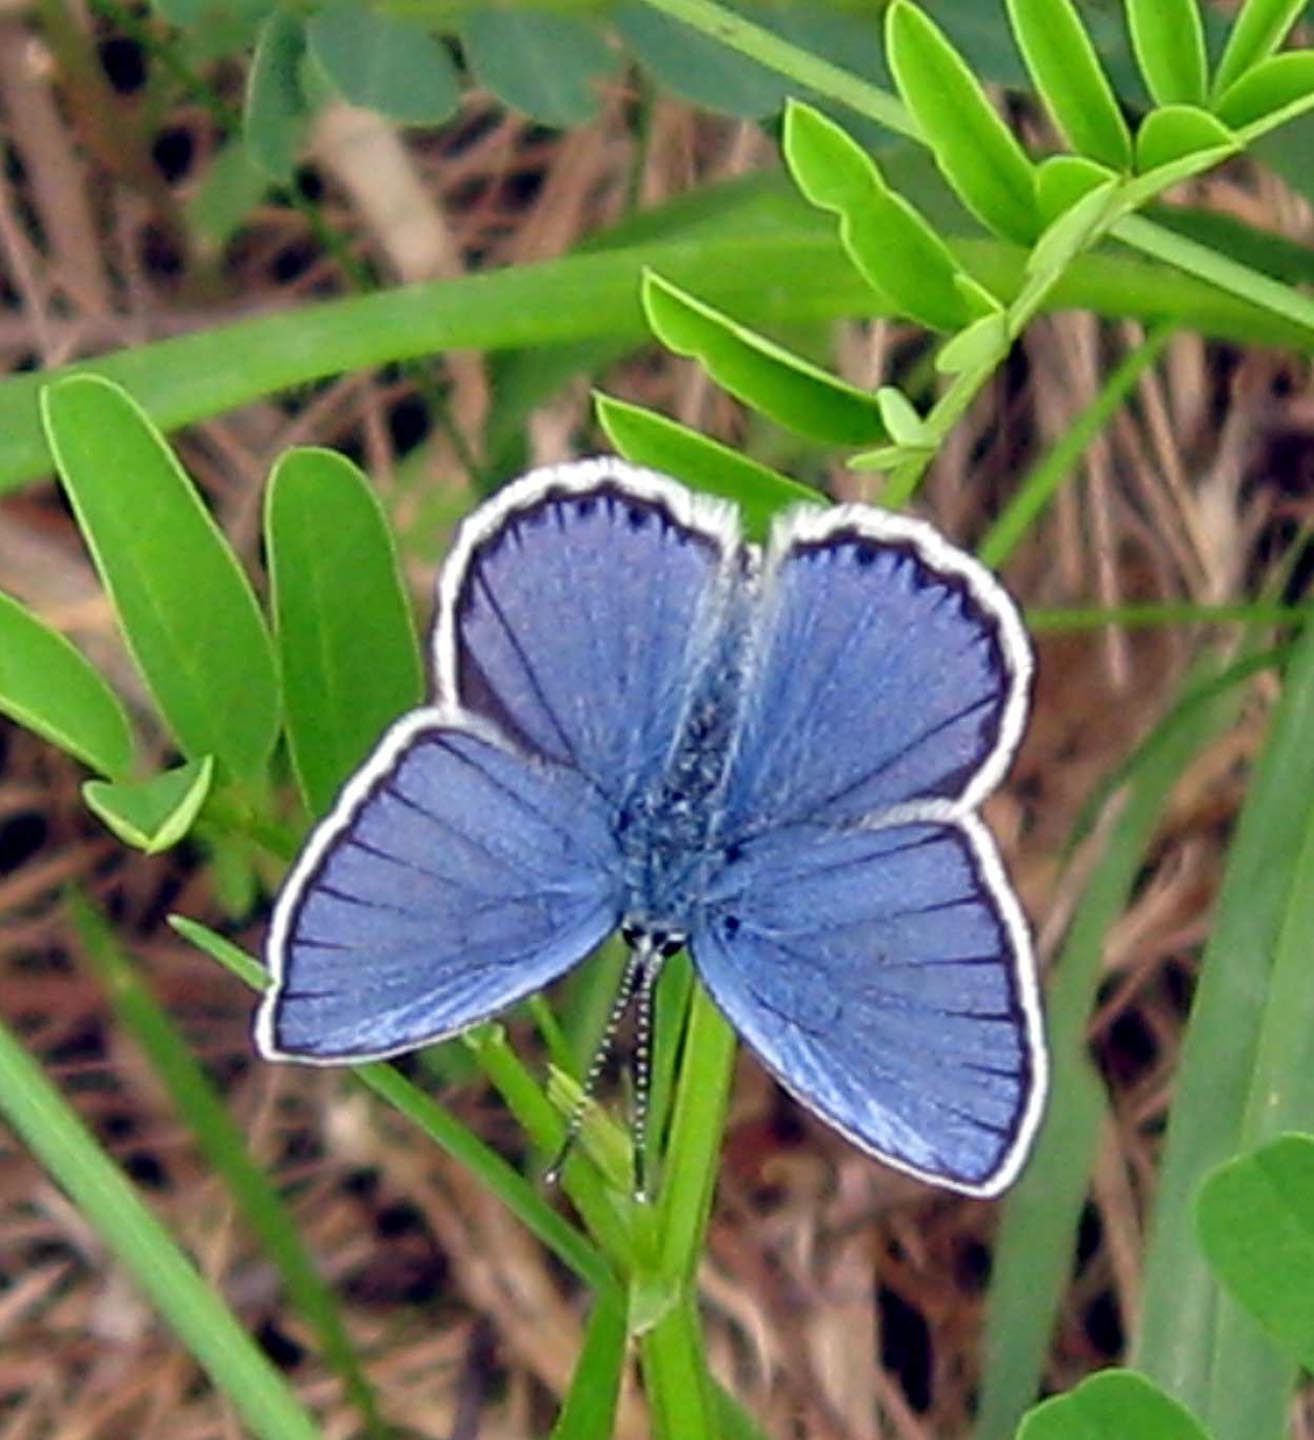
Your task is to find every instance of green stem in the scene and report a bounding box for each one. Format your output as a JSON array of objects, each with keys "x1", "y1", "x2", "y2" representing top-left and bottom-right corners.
[
  {"x1": 640, "y1": 1293, "x2": 721, "y2": 1440},
  {"x1": 637, "y1": 0, "x2": 918, "y2": 139}
]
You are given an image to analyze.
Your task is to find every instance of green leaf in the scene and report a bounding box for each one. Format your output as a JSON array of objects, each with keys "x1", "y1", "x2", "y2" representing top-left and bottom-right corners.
[
  {"x1": 592, "y1": 392, "x2": 815, "y2": 541},
  {"x1": 307, "y1": 1, "x2": 459, "y2": 125},
  {"x1": 0, "y1": 1012, "x2": 320, "y2": 1440},
  {"x1": 934, "y1": 310, "x2": 1010, "y2": 375},
  {"x1": 83, "y1": 756, "x2": 214, "y2": 854},
  {"x1": 886, "y1": 1, "x2": 1039, "y2": 245},
  {"x1": 185, "y1": 138, "x2": 271, "y2": 255},
  {"x1": 1126, "y1": 0, "x2": 1208, "y2": 105},
  {"x1": 847, "y1": 442, "x2": 935, "y2": 475},
  {"x1": 461, "y1": 10, "x2": 615, "y2": 127},
  {"x1": 1018, "y1": 1370, "x2": 1210, "y2": 1440},
  {"x1": 782, "y1": 100, "x2": 981, "y2": 331},
  {"x1": 1136, "y1": 105, "x2": 1238, "y2": 173},
  {"x1": 614, "y1": 4, "x2": 790, "y2": 119},
  {"x1": 1035, "y1": 155, "x2": 1118, "y2": 226},
  {"x1": 0, "y1": 590, "x2": 134, "y2": 779},
  {"x1": 1215, "y1": 51, "x2": 1314, "y2": 132},
  {"x1": 265, "y1": 447, "x2": 422, "y2": 817},
  {"x1": 1197, "y1": 1134, "x2": 1314, "y2": 1371},
  {"x1": 642, "y1": 271, "x2": 887, "y2": 446},
  {"x1": 874, "y1": 386, "x2": 928, "y2": 443},
  {"x1": 40, "y1": 375, "x2": 280, "y2": 787},
  {"x1": 1213, "y1": 0, "x2": 1306, "y2": 98},
  {"x1": 244, "y1": 10, "x2": 308, "y2": 182},
  {"x1": 1006, "y1": 0, "x2": 1132, "y2": 169}
]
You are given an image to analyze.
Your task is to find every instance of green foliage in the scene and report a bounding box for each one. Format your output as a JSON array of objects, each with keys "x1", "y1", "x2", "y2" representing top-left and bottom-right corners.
[
  {"x1": 1197, "y1": 1134, "x2": 1314, "y2": 1371},
  {"x1": 1127, "y1": 0, "x2": 1208, "y2": 106},
  {"x1": 0, "y1": 590, "x2": 135, "y2": 779},
  {"x1": 84, "y1": 756, "x2": 214, "y2": 853},
  {"x1": 782, "y1": 100, "x2": 992, "y2": 331},
  {"x1": 886, "y1": 0, "x2": 1039, "y2": 245},
  {"x1": 1018, "y1": 1370, "x2": 1210, "y2": 1440},
  {"x1": 0, "y1": 1003, "x2": 320, "y2": 1440},
  {"x1": 593, "y1": 392, "x2": 813, "y2": 539},
  {"x1": 265, "y1": 447, "x2": 423, "y2": 816},
  {"x1": 1137, "y1": 598, "x2": 1314, "y2": 1437},
  {"x1": 306, "y1": 1, "x2": 460, "y2": 125},
  {"x1": 244, "y1": 9, "x2": 308, "y2": 182},
  {"x1": 460, "y1": 10, "x2": 616, "y2": 128},
  {"x1": 40, "y1": 375, "x2": 280, "y2": 788},
  {"x1": 1007, "y1": 0, "x2": 1131, "y2": 169},
  {"x1": 641, "y1": 270, "x2": 888, "y2": 445}
]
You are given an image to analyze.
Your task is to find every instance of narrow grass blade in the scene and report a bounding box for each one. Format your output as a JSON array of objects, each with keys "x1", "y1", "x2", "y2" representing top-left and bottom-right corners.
[
  {"x1": 40, "y1": 375, "x2": 280, "y2": 787},
  {"x1": 979, "y1": 325, "x2": 1172, "y2": 568},
  {"x1": 0, "y1": 1013, "x2": 319, "y2": 1440},
  {"x1": 978, "y1": 652, "x2": 1241, "y2": 1440},
  {"x1": 70, "y1": 894, "x2": 383, "y2": 1435},
  {"x1": 0, "y1": 219, "x2": 1307, "y2": 498},
  {"x1": 0, "y1": 589, "x2": 135, "y2": 779},
  {"x1": 265, "y1": 447, "x2": 423, "y2": 816},
  {"x1": 1136, "y1": 609, "x2": 1314, "y2": 1427}
]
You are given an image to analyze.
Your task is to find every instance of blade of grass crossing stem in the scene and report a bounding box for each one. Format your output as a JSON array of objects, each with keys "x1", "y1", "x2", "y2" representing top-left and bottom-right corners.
[
  {"x1": 0, "y1": 1013, "x2": 319, "y2": 1440},
  {"x1": 549, "y1": 1283, "x2": 628, "y2": 1440},
  {"x1": 978, "y1": 325, "x2": 1174, "y2": 568},
  {"x1": 70, "y1": 895, "x2": 384, "y2": 1436},
  {"x1": 167, "y1": 916, "x2": 613, "y2": 1290},
  {"x1": 1136, "y1": 611, "x2": 1314, "y2": 1429},
  {"x1": 977, "y1": 650, "x2": 1243, "y2": 1440}
]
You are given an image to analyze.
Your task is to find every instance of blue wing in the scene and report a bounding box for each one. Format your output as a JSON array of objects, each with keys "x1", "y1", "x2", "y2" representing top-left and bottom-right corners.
[
  {"x1": 692, "y1": 816, "x2": 1046, "y2": 1194},
  {"x1": 435, "y1": 459, "x2": 741, "y2": 803},
  {"x1": 720, "y1": 505, "x2": 1031, "y2": 834},
  {"x1": 257, "y1": 714, "x2": 622, "y2": 1062}
]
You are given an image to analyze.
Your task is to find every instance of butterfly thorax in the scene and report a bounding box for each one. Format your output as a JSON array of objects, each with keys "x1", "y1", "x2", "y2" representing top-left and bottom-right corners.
[{"x1": 613, "y1": 585, "x2": 753, "y2": 933}]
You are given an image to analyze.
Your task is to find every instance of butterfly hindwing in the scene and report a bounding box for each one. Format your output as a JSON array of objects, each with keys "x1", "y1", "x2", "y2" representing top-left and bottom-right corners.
[
  {"x1": 720, "y1": 505, "x2": 1031, "y2": 834},
  {"x1": 692, "y1": 815, "x2": 1046, "y2": 1195},
  {"x1": 437, "y1": 459, "x2": 741, "y2": 803},
  {"x1": 257, "y1": 714, "x2": 621, "y2": 1062}
]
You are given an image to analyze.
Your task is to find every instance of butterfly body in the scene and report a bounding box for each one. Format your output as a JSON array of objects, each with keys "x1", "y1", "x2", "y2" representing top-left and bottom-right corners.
[{"x1": 258, "y1": 458, "x2": 1048, "y2": 1197}]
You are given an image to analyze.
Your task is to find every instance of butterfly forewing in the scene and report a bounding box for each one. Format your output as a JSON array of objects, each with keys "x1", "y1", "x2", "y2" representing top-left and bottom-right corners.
[
  {"x1": 692, "y1": 816, "x2": 1045, "y2": 1194},
  {"x1": 719, "y1": 505, "x2": 1031, "y2": 837},
  {"x1": 437, "y1": 459, "x2": 741, "y2": 802}
]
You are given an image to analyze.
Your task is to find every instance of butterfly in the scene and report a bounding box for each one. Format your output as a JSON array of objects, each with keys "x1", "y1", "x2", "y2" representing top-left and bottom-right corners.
[{"x1": 256, "y1": 457, "x2": 1047, "y2": 1198}]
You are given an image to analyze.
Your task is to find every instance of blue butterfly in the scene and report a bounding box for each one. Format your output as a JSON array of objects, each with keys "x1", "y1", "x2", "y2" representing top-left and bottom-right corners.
[{"x1": 256, "y1": 458, "x2": 1047, "y2": 1197}]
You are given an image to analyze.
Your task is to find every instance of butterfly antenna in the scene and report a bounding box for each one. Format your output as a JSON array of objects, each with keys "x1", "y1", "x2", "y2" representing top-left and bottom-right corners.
[
  {"x1": 544, "y1": 940, "x2": 647, "y2": 1190},
  {"x1": 631, "y1": 947, "x2": 662, "y2": 1204}
]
